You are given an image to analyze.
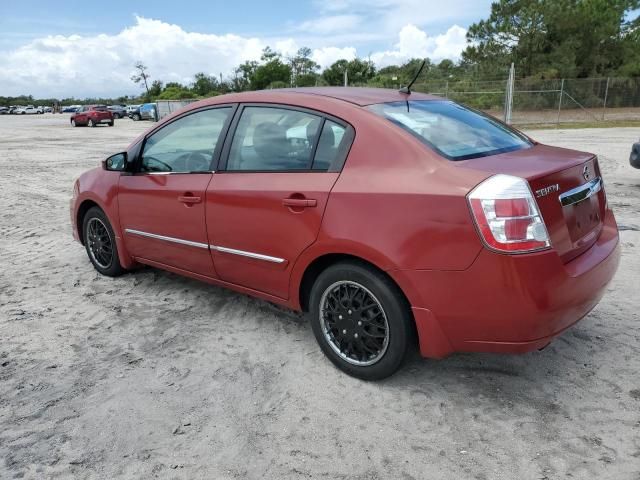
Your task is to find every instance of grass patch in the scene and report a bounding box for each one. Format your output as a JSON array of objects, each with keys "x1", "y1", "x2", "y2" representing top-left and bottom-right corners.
[{"x1": 518, "y1": 120, "x2": 640, "y2": 130}]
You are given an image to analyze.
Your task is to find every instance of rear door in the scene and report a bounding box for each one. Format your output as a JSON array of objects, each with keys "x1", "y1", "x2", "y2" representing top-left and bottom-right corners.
[
  {"x1": 206, "y1": 104, "x2": 354, "y2": 298},
  {"x1": 118, "y1": 105, "x2": 235, "y2": 277}
]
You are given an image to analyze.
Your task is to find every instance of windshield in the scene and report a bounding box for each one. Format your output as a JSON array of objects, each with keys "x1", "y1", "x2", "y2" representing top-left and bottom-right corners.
[{"x1": 368, "y1": 100, "x2": 531, "y2": 161}]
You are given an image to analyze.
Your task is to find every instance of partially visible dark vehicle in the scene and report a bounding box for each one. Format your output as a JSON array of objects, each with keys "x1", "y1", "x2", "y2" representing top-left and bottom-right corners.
[
  {"x1": 108, "y1": 105, "x2": 127, "y2": 119},
  {"x1": 62, "y1": 106, "x2": 79, "y2": 113},
  {"x1": 70, "y1": 105, "x2": 114, "y2": 127},
  {"x1": 0, "y1": 107, "x2": 8, "y2": 114},
  {"x1": 128, "y1": 105, "x2": 141, "y2": 121},
  {"x1": 631, "y1": 140, "x2": 640, "y2": 169}
]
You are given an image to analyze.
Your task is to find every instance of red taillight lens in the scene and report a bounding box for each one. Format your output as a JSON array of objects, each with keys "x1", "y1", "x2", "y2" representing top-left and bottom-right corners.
[{"x1": 468, "y1": 175, "x2": 550, "y2": 254}]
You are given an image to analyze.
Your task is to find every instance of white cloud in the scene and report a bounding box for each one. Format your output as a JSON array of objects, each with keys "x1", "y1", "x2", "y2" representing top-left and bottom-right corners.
[
  {"x1": 312, "y1": 47, "x2": 358, "y2": 68},
  {"x1": 371, "y1": 24, "x2": 468, "y2": 67},
  {"x1": 0, "y1": 16, "x2": 469, "y2": 98},
  {"x1": 0, "y1": 17, "x2": 267, "y2": 98}
]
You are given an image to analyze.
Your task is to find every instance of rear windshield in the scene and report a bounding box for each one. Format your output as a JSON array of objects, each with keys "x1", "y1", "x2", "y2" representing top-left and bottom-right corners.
[{"x1": 368, "y1": 100, "x2": 531, "y2": 161}]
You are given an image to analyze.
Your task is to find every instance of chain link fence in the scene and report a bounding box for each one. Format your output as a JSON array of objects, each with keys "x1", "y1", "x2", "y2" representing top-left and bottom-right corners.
[{"x1": 410, "y1": 77, "x2": 640, "y2": 126}]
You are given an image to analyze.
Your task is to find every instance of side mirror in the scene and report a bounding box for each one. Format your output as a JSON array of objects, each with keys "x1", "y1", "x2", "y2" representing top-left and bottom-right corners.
[{"x1": 102, "y1": 152, "x2": 127, "y2": 171}]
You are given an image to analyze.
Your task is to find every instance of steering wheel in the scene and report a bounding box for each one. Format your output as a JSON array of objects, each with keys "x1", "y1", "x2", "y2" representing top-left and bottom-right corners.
[
  {"x1": 173, "y1": 152, "x2": 211, "y2": 172},
  {"x1": 142, "y1": 156, "x2": 172, "y2": 172}
]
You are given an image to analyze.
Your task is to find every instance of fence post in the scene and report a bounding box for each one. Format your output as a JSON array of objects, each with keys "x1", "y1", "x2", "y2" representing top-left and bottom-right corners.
[
  {"x1": 445, "y1": 81, "x2": 449, "y2": 98},
  {"x1": 602, "y1": 77, "x2": 610, "y2": 121},
  {"x1": 504, "y1": 63, "x2": 514, "y2": 124},
  {"x1": 556, "y1": 78, "x2": 565, "y2": 127}
]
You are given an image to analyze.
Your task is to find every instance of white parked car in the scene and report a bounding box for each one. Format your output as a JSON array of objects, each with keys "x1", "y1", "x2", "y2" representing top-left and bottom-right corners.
[{"x1": 15, "y1": 105, "x2": 43, "y2": 114}]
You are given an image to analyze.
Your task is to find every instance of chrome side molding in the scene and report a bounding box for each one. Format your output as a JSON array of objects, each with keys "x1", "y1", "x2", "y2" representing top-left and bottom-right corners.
[
  {"x1": 124, "y1": 228, "x2": 209, "y2": 249},
  {"x1": 123, "y1": 228, "x2": 285, "y2": 263},
  {"x1": 559, "y1": 177, "x2": 602, "y2": 207},
  {"x1": 210, "y1": 245, "x2": 285, "y2": 264}
]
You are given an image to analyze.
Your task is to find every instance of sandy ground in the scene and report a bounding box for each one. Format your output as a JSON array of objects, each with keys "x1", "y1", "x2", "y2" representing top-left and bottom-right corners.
[{"x1": 0, "y1": 114, "x2": 639, "y2": 480}]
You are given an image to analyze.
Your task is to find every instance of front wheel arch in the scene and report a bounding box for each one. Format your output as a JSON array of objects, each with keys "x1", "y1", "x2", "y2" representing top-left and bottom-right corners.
[{"x1": 76, "y1": 199, "x2": 101, "y2": 245}]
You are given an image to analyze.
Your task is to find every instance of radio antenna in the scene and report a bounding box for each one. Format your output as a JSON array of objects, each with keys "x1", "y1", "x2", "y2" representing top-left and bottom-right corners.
[{"x1": 399, "y1": 59, "x2": 426, "y2": 95}]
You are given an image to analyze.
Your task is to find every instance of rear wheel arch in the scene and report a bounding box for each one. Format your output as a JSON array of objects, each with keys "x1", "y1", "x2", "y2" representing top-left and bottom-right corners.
[{"x1": 298, "y1": 253, "x2": 413, "y2": 318}]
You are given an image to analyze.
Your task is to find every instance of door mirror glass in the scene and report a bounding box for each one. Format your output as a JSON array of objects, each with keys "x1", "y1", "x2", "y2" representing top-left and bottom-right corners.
[{"x1": 103, "y1": 152, "x2": 127, "y2": 171}]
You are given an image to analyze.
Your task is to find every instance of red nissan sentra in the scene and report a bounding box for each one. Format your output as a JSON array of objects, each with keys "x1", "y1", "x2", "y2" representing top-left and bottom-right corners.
[{"x1": 70, "y1": 87, "x2": 620, "y2": 380}]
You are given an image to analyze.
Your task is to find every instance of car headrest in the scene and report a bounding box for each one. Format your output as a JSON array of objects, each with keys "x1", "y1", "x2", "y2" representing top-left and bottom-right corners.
[{"x1": 253, "y1": 122, "x2": 289, "y2": 160}]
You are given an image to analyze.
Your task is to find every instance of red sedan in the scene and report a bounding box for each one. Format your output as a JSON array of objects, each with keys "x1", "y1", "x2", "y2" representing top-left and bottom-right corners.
[
  {"x1": 70, "y1": 105, "x2": 114, "y2": 127},
  {"x1": 70, "y1": 88, "x2": 620, "y2": 379}
]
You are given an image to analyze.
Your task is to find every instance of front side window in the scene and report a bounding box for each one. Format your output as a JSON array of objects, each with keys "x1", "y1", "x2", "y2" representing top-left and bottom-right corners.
[
  {"x1": 141, "y1": 107, "x2": 231, "y2": 173},
  {"x1": 368, "y1": 100, "x2": 531, "y2": 161},
  {"x1": 226, "y1": 107, "x2": 323, "y2": 171}
]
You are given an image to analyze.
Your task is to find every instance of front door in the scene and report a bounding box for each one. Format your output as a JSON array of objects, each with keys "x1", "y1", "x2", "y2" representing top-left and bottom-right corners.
[
  {"x1": 118, "y1": 106, "x2": 234, "y2": 277},
  {"x1": 206, "y1": 105, "x2": 352, "y2": 298}
]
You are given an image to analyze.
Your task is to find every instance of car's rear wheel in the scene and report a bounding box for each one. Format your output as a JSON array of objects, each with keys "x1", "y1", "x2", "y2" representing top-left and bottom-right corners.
[
  {"x1": 87, "y1": 118, "x2": 95, "y2": 127},
  {"x1": 309, "y1": 261, "x2": 413, "y2": 380},
  {"x1": 82, "y1": 207, "x2": 125, "y2": 277},
  {"x1": 132, "y1": 113, "x2": 141, "y2": 121}
]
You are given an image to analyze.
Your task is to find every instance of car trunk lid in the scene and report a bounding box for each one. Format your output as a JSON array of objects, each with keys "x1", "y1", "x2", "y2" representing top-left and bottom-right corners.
[{"x1": 457, "y1": 144, "x2": 606, "y2": 262}]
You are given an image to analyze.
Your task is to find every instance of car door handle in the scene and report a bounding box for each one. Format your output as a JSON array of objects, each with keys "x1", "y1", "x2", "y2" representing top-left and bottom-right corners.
[
  {"x1": 282, "y1": 198, "x2": 317, "y2": 208},
  {"x1": 178, "y1": 195, "x2": 201, "y2": 204}
]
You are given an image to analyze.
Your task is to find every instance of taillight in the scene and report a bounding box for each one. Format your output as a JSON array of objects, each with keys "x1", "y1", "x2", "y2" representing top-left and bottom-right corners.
[{"x1": 468, "y1": 174, "x2": 550, "y2": 253}]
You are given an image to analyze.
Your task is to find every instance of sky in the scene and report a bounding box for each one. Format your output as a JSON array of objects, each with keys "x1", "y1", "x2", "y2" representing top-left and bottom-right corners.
[{"x1": 0, "y1": 0, "x2": 494, "y2": 98}]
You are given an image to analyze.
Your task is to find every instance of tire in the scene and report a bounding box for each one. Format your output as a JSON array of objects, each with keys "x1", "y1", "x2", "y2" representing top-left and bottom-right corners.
[
  {"x1": 82, "y1": 207, "x2": 125, "y2": 277},
  {"x1": 108, "y1": 121, "x2": 114, "y2": 127},
  {"x1": 132, "y1": 113, "x2": 141, "y2": 121},
  {"x1": 309, "y1": 261, "x2": 413, "y2": 380},
  {"x1": 87, "y1": 118, "x2": 95, "y2": 127},
  {"x1": 71, "y1": 119, "x2": 76, "y2": 127}
]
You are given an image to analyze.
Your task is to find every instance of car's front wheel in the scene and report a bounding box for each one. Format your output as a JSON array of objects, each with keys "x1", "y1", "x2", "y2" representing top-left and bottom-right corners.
[
  {"x1": 71, "y1": 119, "x2": 76, "y2": 127},
  {"x1": 87, "y1": 118, "x2": 95, "y2": 127},
  {"x1": 309, "y1": 261, "x2": 413, "y2": 380},
  {"x1": 82, "y1": 207, "x2": 125, "y2": 277},
  {"x1": 132, "y1": 113, "x2": 141, "y2": 121}
]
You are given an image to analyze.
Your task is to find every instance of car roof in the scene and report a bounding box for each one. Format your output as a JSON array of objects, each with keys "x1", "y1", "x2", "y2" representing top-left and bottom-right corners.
[
  {"x1": 202, "y1": 87, "x2": 441, "y2": 108},
  {"x1": 276, "y1": 87, "x2": 440, "y2": 106}
]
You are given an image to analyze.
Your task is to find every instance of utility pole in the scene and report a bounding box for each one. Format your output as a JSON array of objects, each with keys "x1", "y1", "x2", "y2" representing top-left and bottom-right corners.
[{"x1": 344, "y1": 69, "x2": 348, "y2": 87}]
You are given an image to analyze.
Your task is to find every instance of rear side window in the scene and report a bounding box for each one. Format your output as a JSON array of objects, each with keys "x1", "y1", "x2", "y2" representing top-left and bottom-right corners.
[
  {"x1": 368, "y1": 101, "x2": 531, "y2": 161},
  {"x1": 312, "y1": 120, "x2": 347, "y2": 171},
  {"x1": 226, "y1": 106, "x2": 323, "y2": 171}
]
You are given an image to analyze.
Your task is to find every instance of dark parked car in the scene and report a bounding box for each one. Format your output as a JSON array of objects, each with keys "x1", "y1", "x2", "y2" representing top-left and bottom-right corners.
[
  {"x1": 0, "y1": 107, "x2": 8, "y2": 114},
  {"x1": 70, "y1": 87, "x2": 620, "y2": 379},
  {"x1": 108, "y1": 105, "x2": 127, "y2": 119},
  {"x1": 631, "y1": 139, "x2": 640, "y2": 169},
  {"x1": 61, "y1": 106, "x2": 79, "y2": 113},
  {"x1": 70, "y1": 105, "x2": 114, "y2": 127}
]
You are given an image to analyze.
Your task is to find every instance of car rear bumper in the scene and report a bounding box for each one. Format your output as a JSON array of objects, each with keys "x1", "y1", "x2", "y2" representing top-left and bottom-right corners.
[{"x1": 390, "y1": 209, "x2": 620, "y2": 358}]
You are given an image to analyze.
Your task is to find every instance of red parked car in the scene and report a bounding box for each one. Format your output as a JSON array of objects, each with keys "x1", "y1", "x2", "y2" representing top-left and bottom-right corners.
[
  {"x1": 70, "y1": 105, "x2": 114, "y2": 127},
  {"x1": 70, "y1": 88, "x2": 620, "y2": 379}
]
